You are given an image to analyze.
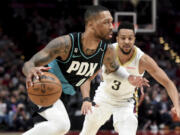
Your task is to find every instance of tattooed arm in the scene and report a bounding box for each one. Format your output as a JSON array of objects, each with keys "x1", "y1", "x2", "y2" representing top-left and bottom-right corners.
[
  {"x1": 103, "y1": 45, "x2": 119, "y2": 73},
  {"x1": 103, "y1": 45, "x2": 131, "y2": 80},
  {"x1": 103, "y1": 45, "x2": 149, "y2": 87},
  {"x1": 22, "y1": 35, "x2": 71, "y2": 87}
]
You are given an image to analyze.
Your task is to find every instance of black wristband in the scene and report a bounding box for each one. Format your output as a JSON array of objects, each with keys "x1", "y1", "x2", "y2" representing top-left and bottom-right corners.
[
  {"x1": 92, "y1": 101, "x2": 96, "y2": 106},
  {"x1": 82, "y1": 97, "x2": 96, "y2": 106},
  {"x1": 82, "y1": 97, "x2": 91, "y2": 102}
]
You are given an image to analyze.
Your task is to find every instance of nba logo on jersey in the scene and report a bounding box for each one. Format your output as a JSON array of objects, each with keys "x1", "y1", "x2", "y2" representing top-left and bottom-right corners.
[{"x1": 74, "y1": 48, "x2": 78, "y2": 53}]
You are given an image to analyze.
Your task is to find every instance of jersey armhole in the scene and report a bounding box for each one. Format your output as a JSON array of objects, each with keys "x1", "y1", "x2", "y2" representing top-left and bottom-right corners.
[{"x1": 100, "y1": 43, "x2": 107, "y2": 67}]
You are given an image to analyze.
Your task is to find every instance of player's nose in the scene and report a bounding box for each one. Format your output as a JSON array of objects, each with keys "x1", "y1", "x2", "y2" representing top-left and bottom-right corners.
[{"x1": 125, "y1": 38, "x2": 129, "y2": 44}]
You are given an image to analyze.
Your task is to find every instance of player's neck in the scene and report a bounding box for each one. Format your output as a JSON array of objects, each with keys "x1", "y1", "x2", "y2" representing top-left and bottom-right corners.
[
  {"x1": 82, "y1": 32, "x2": 101, "y2": 46},
  {"x1": 81, "y1": 32, "x2": 101, "y2": 55},
  {"x1": 118, "y1": 47, "x2": 135, "y2": 65}
]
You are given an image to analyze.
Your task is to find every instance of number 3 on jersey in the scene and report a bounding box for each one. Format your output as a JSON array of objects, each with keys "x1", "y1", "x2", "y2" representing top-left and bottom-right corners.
[{"x1": 112, "y1": 80, "x2": 121, "y2": 90}]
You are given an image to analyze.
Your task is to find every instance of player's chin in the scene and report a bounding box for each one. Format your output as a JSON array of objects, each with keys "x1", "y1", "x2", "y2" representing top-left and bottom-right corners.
[
  {"x1": 124, "y1": 50, "x2": 131, "y2": 54},
  {"x1": 122, "y1": 49, "x2": 131, "y2": 54}
]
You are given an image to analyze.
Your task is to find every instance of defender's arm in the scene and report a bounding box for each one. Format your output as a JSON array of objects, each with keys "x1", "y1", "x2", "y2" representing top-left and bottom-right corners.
[
  {"x1": 139, "y1": 54, "x2": 180, "y2": 117},
  {"x1": 103, "y1": 45, "x2": 149, "y2": 87}
]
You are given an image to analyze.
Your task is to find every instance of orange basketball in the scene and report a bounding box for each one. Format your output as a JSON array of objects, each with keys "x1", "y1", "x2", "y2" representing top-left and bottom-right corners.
[{"x1": 27, "y1": 72, "x2": 62, "y2": 107}]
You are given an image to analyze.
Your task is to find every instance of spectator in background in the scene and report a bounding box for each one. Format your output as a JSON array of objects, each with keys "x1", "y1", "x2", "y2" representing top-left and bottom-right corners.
[
  {"x1": 7, "y1": 95, "x2": 18, "y2": 130},
  {"x1": 0, "y1": 97, "x2": 8, "y2": 127},
  {"x1": 13, "y1": 103, "x2": 30, "y2": 131},
  {"x1": 157, "y1": 90, "x2": 172, "y2": 127}
]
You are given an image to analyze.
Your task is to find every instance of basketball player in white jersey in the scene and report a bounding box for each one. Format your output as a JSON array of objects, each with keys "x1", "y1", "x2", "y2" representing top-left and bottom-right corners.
[{"x1": 80, "y1": 22, "x2": 180, "y2": 135}]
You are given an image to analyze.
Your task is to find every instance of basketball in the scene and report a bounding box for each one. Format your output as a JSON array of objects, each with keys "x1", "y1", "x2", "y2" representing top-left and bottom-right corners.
[{"x1": 27, "y1": 72, "x2": 62, "y2": 107}]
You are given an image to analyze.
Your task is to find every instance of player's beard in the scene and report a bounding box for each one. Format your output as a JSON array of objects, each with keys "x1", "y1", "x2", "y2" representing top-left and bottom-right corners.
[
  {"x1": 120, "y1": 47, "x2": 132, "y2": 55},
  {"x1": 97, "y1": 34, "x2": 109, "y2": 41},
  {"x1": 96, "y1": 30, "x2": 112, "y2": 42}
]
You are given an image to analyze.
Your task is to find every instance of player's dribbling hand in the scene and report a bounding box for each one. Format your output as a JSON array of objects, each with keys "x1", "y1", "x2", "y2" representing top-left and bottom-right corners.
[
  {"x1": 128, "y1": 75, "x2": 150, "y2": 88},
  {"x1": 26, "y1": 66, "x2": 51, "y2": 88},
  {"x1": 81, "y1": 101, "x2": 99, "y2": 115}
]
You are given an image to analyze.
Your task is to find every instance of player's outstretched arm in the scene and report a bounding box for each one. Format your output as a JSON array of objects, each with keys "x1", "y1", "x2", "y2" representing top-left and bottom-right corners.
[
  {"x1": 103, "y1": 45, "x2": 149, "y2": 87},
  {"x1": 22, "y1": 35, "x2": 71, "y2": 87},
  {"x1": 139, "y1": 54, "x2": 180, "y2": 118}
]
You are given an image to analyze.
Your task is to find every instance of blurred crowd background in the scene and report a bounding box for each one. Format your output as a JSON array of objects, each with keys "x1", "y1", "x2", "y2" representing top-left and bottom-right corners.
[{"x1": 0, "y1": 0, "x2": 180, "y2": 133}]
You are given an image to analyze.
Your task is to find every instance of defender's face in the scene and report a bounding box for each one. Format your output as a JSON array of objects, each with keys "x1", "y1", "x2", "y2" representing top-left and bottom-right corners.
[
  {"x1": 92, "y1": 11, "x2": 113, "y2": 40},
  {"x1": 117, "y1": 29, "x2": 135, "y2": 55}
]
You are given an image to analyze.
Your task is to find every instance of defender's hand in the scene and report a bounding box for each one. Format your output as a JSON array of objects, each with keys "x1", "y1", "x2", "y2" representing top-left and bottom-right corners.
[
  {"x1": 128, "y1": 75, "x2": 150, "y2": 88},
  {"x1": 26, "y1": 66, "x2": 51, "y2": 88},
  {"x1": 171, "y1": 107, "x2": 180, "y2": 119}
]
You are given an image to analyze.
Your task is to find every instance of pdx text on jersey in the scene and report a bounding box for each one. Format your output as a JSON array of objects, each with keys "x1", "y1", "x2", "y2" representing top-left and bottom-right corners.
[{"x1": 67, "y1": 61, "x2": 98, "y2": 86}]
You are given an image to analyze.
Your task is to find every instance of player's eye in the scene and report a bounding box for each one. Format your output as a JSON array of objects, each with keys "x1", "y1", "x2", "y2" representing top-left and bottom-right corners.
[{"x1": 104, "y1": 20, "x2": 112, "y2": 25}]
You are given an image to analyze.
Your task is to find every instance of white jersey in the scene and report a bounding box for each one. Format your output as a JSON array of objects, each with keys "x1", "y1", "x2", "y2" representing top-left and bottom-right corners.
[{"x1": 94, "y1": 43, "x2": 144, "y2": 106}]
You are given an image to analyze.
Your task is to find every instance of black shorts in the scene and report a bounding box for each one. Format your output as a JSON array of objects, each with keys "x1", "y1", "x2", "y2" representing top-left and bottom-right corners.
[{"x1": 28, "y1": 101, "x2": 53, "y2": 124}]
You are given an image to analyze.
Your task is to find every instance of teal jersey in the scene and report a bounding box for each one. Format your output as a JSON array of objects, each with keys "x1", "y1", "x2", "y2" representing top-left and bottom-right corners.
[{"x1": 48, "y1": 32, "x2": 107, "y2": 95}]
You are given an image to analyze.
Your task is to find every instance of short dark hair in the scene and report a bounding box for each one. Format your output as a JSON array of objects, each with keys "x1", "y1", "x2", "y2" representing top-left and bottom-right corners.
[
  {"x1": 84, "y1": 5, "x2": 109, "y2": 24},
  {"x1": 118, "y1": 22, "x2": 135, "y2": 33}
]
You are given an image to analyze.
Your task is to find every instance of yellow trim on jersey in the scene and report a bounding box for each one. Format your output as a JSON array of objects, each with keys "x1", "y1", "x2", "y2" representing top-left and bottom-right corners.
[
  {"x1": 116, "y1": 45, "x2": 137, "y2": 66},
  {"x1": 133, "y1": 88, "x2": 139, "y2": 116}
]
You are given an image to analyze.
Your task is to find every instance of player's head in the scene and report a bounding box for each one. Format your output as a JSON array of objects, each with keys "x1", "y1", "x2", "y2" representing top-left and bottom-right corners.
[
  {"x1": 84, "y1": 5, "x2": 113, "y2": 40},
  {"x1": 116, "y1": 22, "x2": 135, "y2": 55}
]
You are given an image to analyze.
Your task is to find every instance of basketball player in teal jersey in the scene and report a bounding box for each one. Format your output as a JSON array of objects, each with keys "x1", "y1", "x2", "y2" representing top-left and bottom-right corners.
[
  {"x1": 80, "y1": 22, "x2": 180, "y2": 135},
  {"x1": 22, "y1": 6, "x2": 149, "y2": 135}
]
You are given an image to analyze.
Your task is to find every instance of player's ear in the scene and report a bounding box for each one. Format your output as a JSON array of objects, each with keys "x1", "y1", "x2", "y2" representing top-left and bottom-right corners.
[
  {"x1": 86, "y1": 18, "x2": 94, "y2": 27},
  {"x1": 85, "y1": 18, "x2": 93, "y2": 30},
  {"x1": 89, "y1": 20, "x2": 97, "y2": 32}
]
